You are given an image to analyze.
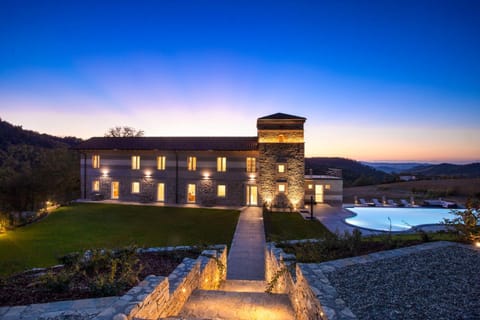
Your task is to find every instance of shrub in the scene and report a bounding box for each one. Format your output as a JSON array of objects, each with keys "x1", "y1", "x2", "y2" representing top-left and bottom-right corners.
[
  {"x1": 280, "y1": 229, "x2": 365, "y2": 263},
  {"x1": 41, "y1": 246, "x2": 142, "y2": 296},
  {"x1": 418, "y1": 229, "x2": 430, "y2": 242},
  {"x1": 41, "y1": 270, "x2": 72, "y2": 293},
  {"x1": 443, "y1": 199, "x2": 480, "y2": 243}
]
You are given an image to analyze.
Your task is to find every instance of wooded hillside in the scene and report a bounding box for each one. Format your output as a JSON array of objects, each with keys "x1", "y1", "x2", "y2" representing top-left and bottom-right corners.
[{"x1": 0, "y1": 119, "x2": 82, "y2": 215}]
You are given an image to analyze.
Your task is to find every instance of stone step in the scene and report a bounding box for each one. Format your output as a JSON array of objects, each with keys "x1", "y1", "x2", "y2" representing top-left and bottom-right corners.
[
  {"x1": 177, "y1": 289, "x2": 295, "y2": 320},
  {"x1": 219, "y1": 279, "x2": 267, "y2": 293}
]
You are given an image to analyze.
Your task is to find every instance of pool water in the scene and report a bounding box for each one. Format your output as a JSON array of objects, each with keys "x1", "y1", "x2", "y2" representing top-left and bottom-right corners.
[{"x1": 345, "y1": 207, "x2": 457, "y2": 232}]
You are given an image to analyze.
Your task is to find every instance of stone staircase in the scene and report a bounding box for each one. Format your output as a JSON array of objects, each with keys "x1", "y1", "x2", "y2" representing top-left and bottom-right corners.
[{"x1": 168, "y1": 280, "x2": 295, "y2": 320}]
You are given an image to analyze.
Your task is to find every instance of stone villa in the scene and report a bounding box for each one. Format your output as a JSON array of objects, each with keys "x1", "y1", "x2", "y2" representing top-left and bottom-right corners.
[{"x1": 74, "y1": 113, "x2": 342, "y2": 208}]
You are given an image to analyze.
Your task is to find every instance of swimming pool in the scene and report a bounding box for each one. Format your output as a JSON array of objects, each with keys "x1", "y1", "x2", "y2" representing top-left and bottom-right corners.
[{"x1": 344, "y1": 207, "x2": 457, "y2": 232}]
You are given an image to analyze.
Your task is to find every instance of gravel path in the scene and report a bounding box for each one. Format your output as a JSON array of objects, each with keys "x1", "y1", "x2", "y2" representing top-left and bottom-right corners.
[{"x1": 326, "y1": 245, "x2": 480, "y2": 320}]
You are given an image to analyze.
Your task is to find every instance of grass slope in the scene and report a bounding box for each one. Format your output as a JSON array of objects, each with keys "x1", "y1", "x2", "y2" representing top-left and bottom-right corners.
[
  {"x1": 0, "y1": 203, "x2": 239, "y2": 276},
  {"x1": 343, "y1": 178, "x2": 480, "y2": 205},
  {"x1": 263, "y1": 210, "x2": 331, "y2": 242}
]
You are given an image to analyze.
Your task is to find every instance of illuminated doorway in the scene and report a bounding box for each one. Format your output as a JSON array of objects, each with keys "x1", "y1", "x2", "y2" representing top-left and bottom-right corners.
[
  {"x1": 111, "y1": 181, "x2": 119, "y2": 199},
  {"x1": 246, "y1": 185, "x2": 258, "y2": 206},
  {"x1": 315, "y1": 185, "x2": 324, "y2": 203},
  {"x1": 187, "y1": 184, "x2": 196, "y2": 203},
  {"x1": 157, "y1": 183, "x2": 165, "y2": 202}
]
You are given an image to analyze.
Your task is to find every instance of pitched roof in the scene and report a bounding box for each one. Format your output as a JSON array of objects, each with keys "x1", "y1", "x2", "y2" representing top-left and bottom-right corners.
[
  {"x1": 73, "y1": 136, "x2": 258, "y2": 151},
  {"x1": 257, "y1": 113, "x2": 306, "y2": 120}
]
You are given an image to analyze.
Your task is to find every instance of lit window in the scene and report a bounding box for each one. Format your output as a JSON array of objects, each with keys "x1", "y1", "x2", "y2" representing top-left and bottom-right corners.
[
  {"x1": 157, "y1": 183, "x2": 165, "y2": 202},
  {"x1": 188, "y1": 156, "x2": 197, "y2": 171},
  {"x1": 217, "y1": 157, "x2": 227, "y2": 172},
  {"x1": 157, "y1": 156, "x2": 166, "y2": 170},
  {"x1": 92, "y1": 155, "x2": 100, "y2": 168},
  {"x1": 92, "y1": 180, "x2": 100, "y2": 192},
  {"x1": 308, "y1": 184, "x2": 313, "y2": 189},
  {"x1": 278, "y1": 134, "x2": 285, "y2": 143},
  {"x1": 325, "y1": 184, "x2": 331, "y2": 190},
  {"x1": 131, "y1": 182, "x2": 140, "y2": 193},
  {"x1": 246, "y1": 157, "x2": 256, "y2": 173},
  {"x1": 278, "y1": 164, "x2": 285, "y2": 173},
  {"x1": 278, "y1": 183, "x2": 286, "y2": 193},
  {"x1": 217, "y1": 185, "x2": 226, "y2": 197},
  {"x1": 132, "y1": 156, "x2": 140, "y2": 170}
]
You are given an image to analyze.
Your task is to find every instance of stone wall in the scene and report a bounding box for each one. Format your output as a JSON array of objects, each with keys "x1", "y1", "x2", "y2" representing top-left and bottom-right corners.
[
  {"x1": 198, "y1": 248, "x2": 228, "y2": 290},
  {"x1": 265, "y1": 242, "x2": 329, "y2": 320},
  {"x1": 258, "y1": 143, "x2": 305, "y2": 208},
  {"x1": 82, "y1": 150, "x2": 258, "y2": 206},
  {"x1": 257, "y1": 129, "x2": 304, "y2": 143},
  {"x1": 94, "y1": 245, "x2": 227, "y2": 320}
]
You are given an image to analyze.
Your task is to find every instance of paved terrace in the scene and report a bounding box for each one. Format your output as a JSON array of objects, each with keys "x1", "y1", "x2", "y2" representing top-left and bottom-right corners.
[{"x1": 299, "y1": 204, "x2": 382, "y2": 236}]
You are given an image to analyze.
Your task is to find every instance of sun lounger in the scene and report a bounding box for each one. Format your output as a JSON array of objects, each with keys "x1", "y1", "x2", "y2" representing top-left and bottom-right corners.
[
  {"x1": 387, "y1": 199, "x2": 398, "y2": 206},
  {"x1": 359, "y1": 198, "x2": 369, "y2": 206},
  {"x1": 372, "y1": 198, "x2": 383, "y2": 206},
  {"x1": 400, "y1": 199, "x2": 411, "y2": 207}
]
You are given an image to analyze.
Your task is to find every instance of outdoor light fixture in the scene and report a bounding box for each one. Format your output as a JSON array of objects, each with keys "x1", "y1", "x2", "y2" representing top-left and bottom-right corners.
[
  {"x1": 476, "y1": 241, "x2": 480, "y2": 248},
  {"x1": 203, "y1": 172, "x2": 210, "y2": 179},
  {"x1": 292, "y1": 199, "x2": 299, "y2": 210},
  {"x1": 101, "y1": 169, "x2": 109, "y2": 177},
  {"x1": 249, "y1": 174, "x2": 256, "y2": 180},
  {"x1": 144, "y1": 170, "x2": 152, "y2": 178}
]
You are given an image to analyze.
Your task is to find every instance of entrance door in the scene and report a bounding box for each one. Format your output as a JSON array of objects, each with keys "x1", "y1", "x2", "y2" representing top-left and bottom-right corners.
[
  {"x1": 111, "y1": 181, "x2": 119, "y2": 199},
  {"x1": 187, "y1": 184, "x2": 196, "y2": 203},
  {"x1": 246, "y1": 185, "x2": 258, "y2": 206},
  {"x1": 315, "y1": 185, "x2": 324, "y2": 203},
  {"x1": 157, "y1": 183, "x2": 165, "y2": 202}
]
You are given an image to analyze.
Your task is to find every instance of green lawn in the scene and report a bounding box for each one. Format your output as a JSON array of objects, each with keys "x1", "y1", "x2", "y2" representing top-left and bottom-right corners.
[
  {"x1": 0, "y1": 203, "x2": 239, "y2": 276},
  {"x1": 263, "y1": 210, "x2": 332, "y2": 242}
]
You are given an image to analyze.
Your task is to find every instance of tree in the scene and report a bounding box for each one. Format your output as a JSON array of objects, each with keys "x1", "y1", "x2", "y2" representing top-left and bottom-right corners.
[
  {"x1": 104, "y1": 126, "x2": 144, "y2": 137},
  {"x1": 0, "y1": 144, "x2": 79, "y2": 213}
]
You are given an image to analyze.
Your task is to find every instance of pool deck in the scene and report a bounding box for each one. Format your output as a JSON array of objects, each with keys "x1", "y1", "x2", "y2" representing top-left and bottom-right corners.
[{"x1": 300, "y1": 204, "x2": 449, "y2": 236}]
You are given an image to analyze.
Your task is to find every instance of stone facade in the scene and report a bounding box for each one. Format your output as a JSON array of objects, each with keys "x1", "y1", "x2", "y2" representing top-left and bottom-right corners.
[
  {"x1": 304, "y1": 176, "x2": 343, "y2": 206},
  {"x1": 76, "y1": 113, "x2": 342, "y2": 208},
  {"x1": 79, "y1": 150, "x2": 259, "y2": 207},
  {"x1": 257, "y1": 114, "x2": 306, "y2": 208}
]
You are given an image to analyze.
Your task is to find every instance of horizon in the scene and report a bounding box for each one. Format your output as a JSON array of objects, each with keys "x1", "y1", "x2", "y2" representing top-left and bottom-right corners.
[
  {"x1": 1, "y1": 1, "x2": 479, "y2": 163},
  {"x1": 3, "y1": 116, "x2": 479, "y2": 165}
]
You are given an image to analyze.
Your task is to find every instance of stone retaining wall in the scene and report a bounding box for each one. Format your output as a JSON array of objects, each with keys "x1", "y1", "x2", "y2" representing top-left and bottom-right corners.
[
  {"x1": 266, "y1": 240, "x2": 355, "y2": 319},
  {"x1": 0, "y1": 245, "x2": 227, "y2": 320},
  {"x1": 265, "y1": 242, "x2": 327, "y2": 320},
  {"x1": 95, "y1": 245, "x2": 227, "y2": 320},
  {"x1": 266, "y1": 241, "x2": 469, "y2": 320}
]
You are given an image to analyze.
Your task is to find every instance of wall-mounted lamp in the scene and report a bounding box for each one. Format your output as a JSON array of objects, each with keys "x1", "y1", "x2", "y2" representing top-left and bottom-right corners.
[
  {"x1": 249, "y1": 174, "x2": 256, "y2": 181},
  {"x1": 101, "y1": 169, "x2": 109, "y2": 177},
  {"x1": 203, "y1": 172, "x2": 210, "y2": 180},
  {"x1": 144, "y1": 170, "x2": 152, "y2": 178}
]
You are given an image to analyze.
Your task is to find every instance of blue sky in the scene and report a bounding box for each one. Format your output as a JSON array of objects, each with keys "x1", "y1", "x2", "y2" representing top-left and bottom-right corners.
[{"x1": 1, "y1": 0, "x2": 479, "y2": 162}]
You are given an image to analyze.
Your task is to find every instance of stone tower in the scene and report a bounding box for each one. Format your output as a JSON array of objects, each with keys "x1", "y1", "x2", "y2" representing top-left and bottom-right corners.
[{"x1": 257, "y1": 113, "x2": 306, "y2": 209}]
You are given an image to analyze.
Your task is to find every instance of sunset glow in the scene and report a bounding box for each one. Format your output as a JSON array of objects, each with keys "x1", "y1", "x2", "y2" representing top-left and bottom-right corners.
[{"x1": 1, "y1": 1, "x2": 479, "y2": 163}]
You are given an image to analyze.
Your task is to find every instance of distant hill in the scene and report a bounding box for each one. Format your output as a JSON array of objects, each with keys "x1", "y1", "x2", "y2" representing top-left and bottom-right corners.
[
  {"x1": 305, "y1": 157, "x2": 394, "y2": 187},
  {"x1": 362, "y1": 162, "x2": 431, "y2": 174},
  {"x1": 0, "y1": 118, "x2": 82, "y2": 150},
  {"x1": 407, "y1": 163, "x2": 480, "y2": 178}
]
